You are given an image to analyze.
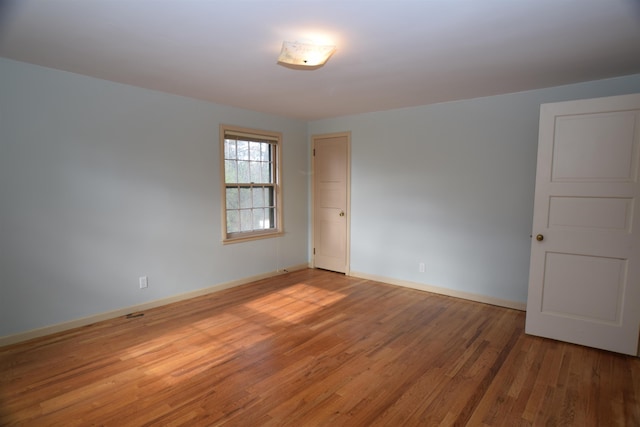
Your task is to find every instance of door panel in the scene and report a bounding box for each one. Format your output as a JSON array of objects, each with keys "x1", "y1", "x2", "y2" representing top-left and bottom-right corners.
[
  {"x1": 313, "y1": 133, "x2": 350, "y2": 273},
  {"x1": 541, "y1": 252, "x2": 625, "y2": 324},
  {"x1": 548, "y1": 196, "x2": 632, "y2": 231},
  {"x1": 552, "y1": 112, "x2": 638, "y2": 181},
  {"x1": 526, "y1": 93, "x2": 640, "y2": 356}
]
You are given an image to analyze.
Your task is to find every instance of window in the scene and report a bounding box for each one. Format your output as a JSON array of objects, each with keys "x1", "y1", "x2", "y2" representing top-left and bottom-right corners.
[{"x1": 220, "y1": 125, "x2": 283, "y2": 243}]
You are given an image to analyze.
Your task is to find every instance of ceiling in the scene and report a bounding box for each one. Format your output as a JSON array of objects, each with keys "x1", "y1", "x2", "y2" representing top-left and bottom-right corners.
[{"x1": 1, "y1": 0, "x2": 640, "y2": 120}]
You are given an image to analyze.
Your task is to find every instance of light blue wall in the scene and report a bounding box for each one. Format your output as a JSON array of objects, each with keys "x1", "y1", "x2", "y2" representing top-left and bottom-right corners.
[
  {"x1": 309, "y1": 75, "x2": 640, "y2": 304},
  {"x1": 2, "y1": 56, "x2": 639, "y2": 338},
  {"x1": 0, "y1": 58, "x2": 309, "y2": 337}
]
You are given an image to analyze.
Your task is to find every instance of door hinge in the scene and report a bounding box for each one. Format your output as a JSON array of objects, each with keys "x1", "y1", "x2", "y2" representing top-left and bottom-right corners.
[
  {"x1": 313, "y1": 248, "x2": 316, "y2": 255},
  {"x1": 313, "y1": 148, "x2": 316, "y2": 156}
]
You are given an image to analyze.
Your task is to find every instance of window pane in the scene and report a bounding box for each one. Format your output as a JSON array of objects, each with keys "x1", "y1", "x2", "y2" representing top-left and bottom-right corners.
[
  {"x1": 237, "y1": 140, "x2": 249, "y2": 160},
  {"x1": 261, "y1": 161, "x2": 271, "y2": 183},
  {"x1": 224, "y1": 140, "x2": 236, "y2": 159},
  {"x1": 262, "y1": 144, "x2": 271, "y2": 162},
  {"x1": 237, "y1": 161, "x2": 250, "y2": 183},
  {"x1": 266, "y1": 208, "x2": 275, "y2": 228},
  {"x1": 226, "y1": 187, "x2": 239, "y2": 209},
  {"x1": 253, "y1": 208, "x2": 265, "y2": 229},
  {"x1": 225, "y1": 160, "x2": 237, "y2": 183},
  {"x1": 249, "y1": 142, "x2": 262, "y2": 161},
  {"x1": 227, "y1": 210, "x2": 240, "y2": 233},
  {"x1": 240, "y1": 209, "x2": 252, "y2": 232},
  {"x1": 250, "y1": 161, "x2": 262, "y2": 183},
  {"x1": 239, "y1": 187, "x2": 252, "y2": 209},
  {"x1": 266, "y1": 187, "x2": 275, "y2": 207},
  {"x1": 252, "y1": 187, "x2": 265, "y2": 207}
]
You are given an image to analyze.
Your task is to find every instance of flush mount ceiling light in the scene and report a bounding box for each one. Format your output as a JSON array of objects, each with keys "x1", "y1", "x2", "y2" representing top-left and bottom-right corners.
[{"x1": 277, "y1": 41, "x2": 336, "y2": 68}]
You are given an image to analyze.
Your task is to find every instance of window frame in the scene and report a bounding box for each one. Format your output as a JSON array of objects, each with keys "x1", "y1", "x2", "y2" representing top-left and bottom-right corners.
[{"x1": 220, "y1": 124, "x2": 283, "y2": 244}]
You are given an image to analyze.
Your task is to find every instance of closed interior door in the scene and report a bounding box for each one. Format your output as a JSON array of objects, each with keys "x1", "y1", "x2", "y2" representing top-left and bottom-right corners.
[
  {"x1": 313, "y1": 133, "x2": 350, "y2": 273},
  {"x1": 526, "y1": 93, "x2": 640, "y2": 356}
]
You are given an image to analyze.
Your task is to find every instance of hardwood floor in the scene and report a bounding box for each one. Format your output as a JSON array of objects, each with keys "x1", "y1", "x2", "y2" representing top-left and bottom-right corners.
[{"x1": 1, "y1": 269, "x2": 639, "y2": 426}]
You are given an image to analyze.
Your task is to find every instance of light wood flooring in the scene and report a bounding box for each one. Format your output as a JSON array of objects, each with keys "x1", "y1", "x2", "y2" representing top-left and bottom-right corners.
[{"x1": 1, "y1": 268, "x2": 639, "y2": 426}]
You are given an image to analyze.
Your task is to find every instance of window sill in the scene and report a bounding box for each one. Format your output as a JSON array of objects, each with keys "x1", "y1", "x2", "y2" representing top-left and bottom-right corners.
[{"x1": 223, "y1": 230, "x2": 284, "y2": 245}]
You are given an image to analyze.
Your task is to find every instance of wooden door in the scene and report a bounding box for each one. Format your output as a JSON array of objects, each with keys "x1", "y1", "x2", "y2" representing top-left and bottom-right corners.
[
  {"x1": 312, "y1": 132, "x2": 350, "y2": 273},
  {"x1": 526, "y1": 93, "x2": 640, "y2": 356}
]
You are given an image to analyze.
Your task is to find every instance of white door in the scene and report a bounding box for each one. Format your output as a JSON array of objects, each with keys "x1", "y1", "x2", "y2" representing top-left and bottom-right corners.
[
  {"x1": 312, "y1": 132, "x2": 350, "y2": 273},
  {"x1": 526, "y1": 93, "x2": 640, "y2": 356}
]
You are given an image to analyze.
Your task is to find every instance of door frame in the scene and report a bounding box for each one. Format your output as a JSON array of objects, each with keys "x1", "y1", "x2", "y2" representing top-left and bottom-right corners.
[{"x1": 311, "y1": 131, "x2": 351, "y2": 275}]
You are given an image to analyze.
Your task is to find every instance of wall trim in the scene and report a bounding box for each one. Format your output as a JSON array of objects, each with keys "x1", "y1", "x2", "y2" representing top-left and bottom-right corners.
[
  {"x1": 0, "y1": 263, "x2": 310, "y2": 348},
  {"x1": 349, "y1": 270, "x2": 526, "y2": 311}
]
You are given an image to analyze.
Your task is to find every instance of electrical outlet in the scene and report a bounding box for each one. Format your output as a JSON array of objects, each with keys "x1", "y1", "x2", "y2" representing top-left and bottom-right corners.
[
  {"x1": 139, "y1": 276, "x2": 148, "y2": 289},
  {"x1": 419, "y1": 262, "x2": 425, "y2": 273}
]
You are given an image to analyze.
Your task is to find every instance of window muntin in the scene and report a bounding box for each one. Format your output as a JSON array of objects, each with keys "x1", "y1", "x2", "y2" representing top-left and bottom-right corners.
[{"x1": 221, "y1": 125, "x2": 282, "y2": 243}]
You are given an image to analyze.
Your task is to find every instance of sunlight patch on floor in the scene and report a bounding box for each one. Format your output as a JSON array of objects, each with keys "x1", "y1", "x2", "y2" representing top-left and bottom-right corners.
[
  {"x1": 115, "y1": 282, "x2": 345, "y2": 386},
  {"x1": 244, "y1": 282, "x2": 347, "y2": 324}
]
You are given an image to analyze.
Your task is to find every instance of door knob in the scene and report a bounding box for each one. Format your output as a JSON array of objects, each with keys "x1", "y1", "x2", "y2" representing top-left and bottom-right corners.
[
  {"x1": 536, "y1": 234, "x2": 544, "y2": 241},
  {"x1": 339, "y1": 211, "x2": 345, "y2": 217}
]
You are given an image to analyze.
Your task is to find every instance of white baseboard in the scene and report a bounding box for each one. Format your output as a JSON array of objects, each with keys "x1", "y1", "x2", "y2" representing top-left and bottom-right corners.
[
  {"x1": 349, "y1": 271, "x2": 526, "y2": 311},
  {"x1": 0, "y1": 263, "x2": 310, "y2": 348}
]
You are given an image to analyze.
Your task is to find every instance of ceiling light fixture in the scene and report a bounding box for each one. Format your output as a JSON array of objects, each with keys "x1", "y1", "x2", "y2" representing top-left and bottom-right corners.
[{"x1": 277, "y1": 41, "x2": 336, "y2": 68}]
